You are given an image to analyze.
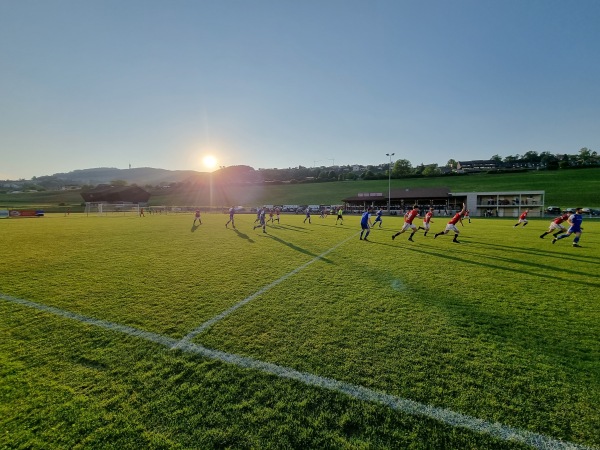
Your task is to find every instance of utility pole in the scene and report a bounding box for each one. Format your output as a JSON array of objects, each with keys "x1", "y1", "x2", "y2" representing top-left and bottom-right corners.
[{"x1": 385, "y1": 153, "x2": 395, "y2": 212}]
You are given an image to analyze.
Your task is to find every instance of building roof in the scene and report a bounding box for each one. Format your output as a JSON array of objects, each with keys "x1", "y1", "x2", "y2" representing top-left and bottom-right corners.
[{"x1": 343, "y1": 187, "x2": 450, "y2": 202}]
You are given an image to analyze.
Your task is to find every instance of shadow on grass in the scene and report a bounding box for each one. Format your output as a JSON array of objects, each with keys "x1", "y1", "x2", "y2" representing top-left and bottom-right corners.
[
  {"x1": 234, "y1": 229, "x2": 254, "y2": 243},
  {"x1": 396, "y1": 242, "x2": 600, "y2": 289},
  {"x1": 267, "y1": 224, "x2": 309, "y2": 233},
  {"x1": 262, "y1": 234, "x2": 334, "y2": 264},
  {"x1": 191, "y1": 223, "x2": 200, "y2": 232},
  {"x1": 469, "y1": 239, "x2": 600, "y2": 265}
]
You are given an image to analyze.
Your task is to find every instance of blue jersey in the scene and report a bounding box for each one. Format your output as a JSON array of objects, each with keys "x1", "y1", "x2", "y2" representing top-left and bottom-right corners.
[
  {"x1": 375, "y1": 210, "x2": 383, "y2": 219},
  {"x1": 568, "y1": 213, "x2": 583, "y2": 232},
  {"x1": 360, "y1": 211, "x2": 371, "y2": 227}
]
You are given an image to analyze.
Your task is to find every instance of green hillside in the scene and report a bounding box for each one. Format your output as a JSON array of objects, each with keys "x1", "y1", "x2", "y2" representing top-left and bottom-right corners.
[
  {"x1": 138, "y1": 167, "x2": 600, "y2": 209},
  {"x1": 1, "y1": 167, "x2": 599, "y2": 211}
]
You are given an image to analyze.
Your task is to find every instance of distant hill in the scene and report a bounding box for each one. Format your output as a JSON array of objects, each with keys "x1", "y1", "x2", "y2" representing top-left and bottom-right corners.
[{"x1": 49, "y1": 167, "x2": 202, "y2": 186}]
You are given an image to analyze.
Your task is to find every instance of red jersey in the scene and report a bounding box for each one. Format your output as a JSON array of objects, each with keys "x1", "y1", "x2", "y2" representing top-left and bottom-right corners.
[
  {"x1": 424, "y1": 211, "x2": 433, "y2": 223},
  {"x1": 519, "y1": 211, "x2": 528, "y2": 220},
  {"x1": 448, "y1": 212, "x2": 462, "y2": 225},
  {"x1": 553, "y1": 213, "x2": 569, "y2": 224},
  {"x1": 404, "y1": 209, "x2": 419, "y2": 224}
]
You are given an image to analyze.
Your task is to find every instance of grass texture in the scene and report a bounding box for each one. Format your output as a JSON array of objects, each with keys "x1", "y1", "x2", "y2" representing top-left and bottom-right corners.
[{"x1": 1, "y1": 212, "x2": 598, "y2": 449}]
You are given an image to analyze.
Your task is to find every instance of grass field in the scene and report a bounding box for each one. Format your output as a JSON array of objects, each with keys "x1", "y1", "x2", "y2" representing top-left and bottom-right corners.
[{"x1": 1, "y1": 212, "x2": 599, "y2": 449}]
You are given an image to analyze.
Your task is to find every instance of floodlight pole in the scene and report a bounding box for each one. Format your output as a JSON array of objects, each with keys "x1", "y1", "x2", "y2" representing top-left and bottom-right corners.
[{"x1": 386, "y1": 153, "x2": 395, "y2": 212}]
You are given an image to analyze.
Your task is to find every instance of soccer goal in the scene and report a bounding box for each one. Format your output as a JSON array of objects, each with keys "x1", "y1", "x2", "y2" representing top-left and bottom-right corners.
[{"x1": 85, "y1": 202, "x2": 141, "y2": 216}]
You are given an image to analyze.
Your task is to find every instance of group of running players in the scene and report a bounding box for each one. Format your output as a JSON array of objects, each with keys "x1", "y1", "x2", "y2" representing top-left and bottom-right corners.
[
  {"x1": 194, "y1": 202, "x2": 585, "y2": 248},
  {"x1": 360, "y1": 204, "x2": 585, "y2": 247}
]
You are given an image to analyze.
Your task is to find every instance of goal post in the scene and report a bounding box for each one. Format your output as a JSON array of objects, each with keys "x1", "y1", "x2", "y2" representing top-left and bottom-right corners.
[{"x1": 84, "y1": 202, "x2": 141, "y2": 216}]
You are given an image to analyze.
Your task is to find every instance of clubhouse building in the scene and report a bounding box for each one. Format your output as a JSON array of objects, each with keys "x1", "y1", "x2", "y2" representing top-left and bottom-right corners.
[{"x1": 342, "y1": 187, "x2": 545, "y2": 217}]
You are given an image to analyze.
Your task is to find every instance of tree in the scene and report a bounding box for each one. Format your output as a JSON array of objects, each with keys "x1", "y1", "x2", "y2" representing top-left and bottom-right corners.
[
  {"x1": 110, "y1": 179, "x2": 128, "y2": 186},
  {"x1": 413, "y1": 163, "x2": 425, "y2": 176},
  {"x1": 422, "y1": 164, "x2": 440, "y2": 177},
  {"x1": 490, "y1": 154, "x2": 502, "y2": 163},
  {"x1": 446, "y1": 159, "x2": 456, "y2": 168},
  {"x1": 362, "y1": 170, "x2": 376, "y2": 180},
  {"x1": 393, "y1": 159, "x2": 413, "y2": 176},
  {"x1": 522, "y1": 151, "x2": 540, "y2": 164},
  {"x1": 578, "y1": 147, "x2": 592, "y2": 165}
]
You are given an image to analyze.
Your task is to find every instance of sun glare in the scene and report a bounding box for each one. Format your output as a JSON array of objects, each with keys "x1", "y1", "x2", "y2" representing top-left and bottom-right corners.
[{"x1": 202, "y1": 155, "x2": 218, "y2": 171}]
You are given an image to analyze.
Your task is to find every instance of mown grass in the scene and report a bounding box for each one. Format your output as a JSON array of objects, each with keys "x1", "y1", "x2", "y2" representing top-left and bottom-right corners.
[{"x1": 1, "y1": 212, "x2": 599, "y2": 449}]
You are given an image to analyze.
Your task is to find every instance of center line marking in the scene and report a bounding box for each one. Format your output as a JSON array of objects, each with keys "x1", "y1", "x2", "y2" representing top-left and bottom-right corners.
[{"x1": 172, "y1": 232, "x2": 359, "y2": 348}]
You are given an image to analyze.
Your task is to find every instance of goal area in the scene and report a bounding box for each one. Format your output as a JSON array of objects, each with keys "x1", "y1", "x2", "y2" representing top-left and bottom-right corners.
[{"x1": 84, "y1": 202, "x2": 141, "y2": 216}]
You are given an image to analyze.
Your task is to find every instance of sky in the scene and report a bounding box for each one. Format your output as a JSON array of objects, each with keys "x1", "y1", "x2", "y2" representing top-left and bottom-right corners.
[{"x1": 1, "y1": 0, "x2": 599, "y2": 180}]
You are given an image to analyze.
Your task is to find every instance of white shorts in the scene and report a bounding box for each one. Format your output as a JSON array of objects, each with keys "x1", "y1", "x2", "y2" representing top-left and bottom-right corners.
[
  {"x1": 422, "y1": 222, "x2": 431, "y2": 231},
  {"x1": 401, "y1": 222, "x2": 417, "y2": 232},
  {"x1": 445, "y1": 224, "x2": 459, "y2": 233},
  {"x1": 549, "y1": 223, "x2": 565, "y2": 231}
]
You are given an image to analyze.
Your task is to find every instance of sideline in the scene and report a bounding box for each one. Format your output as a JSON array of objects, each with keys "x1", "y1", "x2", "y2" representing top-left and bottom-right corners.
[
  {"x1": 173, "y1": 232, "x2": 359, "y2": 348},
  {"x1": 1, "y1": 293, "x2": 594, "y2": 450}
]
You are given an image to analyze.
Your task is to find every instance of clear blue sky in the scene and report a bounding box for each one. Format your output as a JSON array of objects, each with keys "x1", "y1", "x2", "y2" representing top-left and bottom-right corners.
[{"x1": 1, "y1": 0, "x2": 599, "y2": 180}]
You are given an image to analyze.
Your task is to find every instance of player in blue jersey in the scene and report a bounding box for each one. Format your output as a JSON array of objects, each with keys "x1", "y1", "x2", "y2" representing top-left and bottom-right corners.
[
  {"x1": 303, "y1": 207, "x2": 312, "y2": 224},
  {"x1": 359, "y1": 208, "x2": 373, "y2": 241},
  {"x1": 225, "y1": 206, "x2": 236, "y2": 229},
  {"x1": 373, "y1": 209, "x2": 384, "y2": 228},
  {"x1": 552, "y1": 207, "x2": 584, "y2": 247},
  {"x1": 253, "y1": 207, "x2": 267, "y2": 233}
]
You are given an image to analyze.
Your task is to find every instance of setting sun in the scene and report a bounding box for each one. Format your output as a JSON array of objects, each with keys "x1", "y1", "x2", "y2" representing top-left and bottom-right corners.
[{"x1": 202, "y1": 155, "x2": 218, "y2": 171}]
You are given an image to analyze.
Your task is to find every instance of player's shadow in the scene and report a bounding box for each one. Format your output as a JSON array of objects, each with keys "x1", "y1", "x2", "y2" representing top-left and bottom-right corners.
[
  {"x1": 191, "y1": 223, "x2": 200, "y2": 232},
  {"x1": 268, "y1": 224, "x2": 309, "y2": 233},
  {"x1": 470, "y1": 240, "x2": 600, "y2": 265},
  {"x1": 279, "y1": 224, "x2": 306, "y2": 230},
  {"x1": 234, "y1": 229, "x2": 254, "y2": 243},
  {"x1": 266, "y1": 234, "x2": 334, "y2": 264},
  {"x1": 402, "y1": 242, "x2": 600, "y2": 289}
]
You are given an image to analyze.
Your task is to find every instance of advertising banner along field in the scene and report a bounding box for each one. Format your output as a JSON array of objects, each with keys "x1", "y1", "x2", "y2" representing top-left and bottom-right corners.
[{"x1": 5, "y1": 210, "x2": 45, "y2": 218}]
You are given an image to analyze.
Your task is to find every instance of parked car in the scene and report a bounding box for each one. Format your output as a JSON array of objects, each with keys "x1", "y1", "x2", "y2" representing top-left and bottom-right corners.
[{"x1": 546, "y1": 206, "x2": 561, "y2": 215}]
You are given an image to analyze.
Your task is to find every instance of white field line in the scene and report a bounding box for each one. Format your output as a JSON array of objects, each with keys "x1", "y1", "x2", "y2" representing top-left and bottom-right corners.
[
  {"x1": 173, "y1": 232, "x2": 359, "y2": 348},
  {"x1": 1, "y1": 293, "x2": 595, "y2": 450}
]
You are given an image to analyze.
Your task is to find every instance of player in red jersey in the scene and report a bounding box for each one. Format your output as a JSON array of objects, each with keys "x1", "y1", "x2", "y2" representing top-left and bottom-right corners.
[
  {"x1": 434, "y1": 203, "x2": 465, "y2": 243},
  {"x1": 193, "y1": 208, "x2": 202, "y2": 225},
  {"x1": 392, "y1": 205, "x2": 420, "y2": 242},
  {"x1": 540, "y1": 212, "x2": 569, "y2": 238},
  {"x1": 513, "y1": 209, "x2": 529, "y2": 227},
  {"x1": 464, "y1": 209, "x2": 471, "y2": 223},
  {"x1": 418, "y1": 207, "x2": 434, "y2": 236}
]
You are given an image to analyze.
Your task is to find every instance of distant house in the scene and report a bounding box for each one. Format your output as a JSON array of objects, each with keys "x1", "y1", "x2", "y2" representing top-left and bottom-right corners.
[
  {"x1": 80, "y1": 185, "x2": 151, "y2": 204},
  {"x1": 456, "y1": 160, "x2": 503, "y2": 172}
]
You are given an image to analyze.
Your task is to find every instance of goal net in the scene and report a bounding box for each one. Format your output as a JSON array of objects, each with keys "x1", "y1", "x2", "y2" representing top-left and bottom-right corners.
[{"x1": 85, "y1": 202, "x2": 141, "y2": 216}]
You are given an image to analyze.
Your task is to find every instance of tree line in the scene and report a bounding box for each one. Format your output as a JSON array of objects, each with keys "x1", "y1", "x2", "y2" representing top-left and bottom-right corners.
[{"x1": 258, "y1": 147, "x2": 598, "y2": 183}]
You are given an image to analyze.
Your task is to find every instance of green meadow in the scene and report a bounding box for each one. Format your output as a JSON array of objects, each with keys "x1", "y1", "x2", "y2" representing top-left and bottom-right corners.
[
  {"x1": 1, "y1": 212, "x2": 599, "y2": 449},
  {"x1": 2, "y1": 167, "x2": 600, "y2": 212}
]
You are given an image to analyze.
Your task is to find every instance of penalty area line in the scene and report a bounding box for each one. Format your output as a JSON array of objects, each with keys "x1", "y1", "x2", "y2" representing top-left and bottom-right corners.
[
  {"x1": 0, "y1": 293, "x2": 595, "y2": 450},
  {"x1": 173, "y1": 232, "x2": 360, "y2": 348}
]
